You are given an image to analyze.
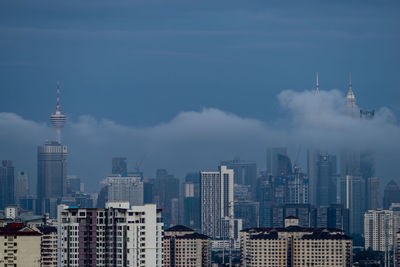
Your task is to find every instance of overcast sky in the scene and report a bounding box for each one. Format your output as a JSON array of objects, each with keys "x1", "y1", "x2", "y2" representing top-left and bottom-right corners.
[{"x1": 0, "y1": 0, "x2": 399, "y2": 191}]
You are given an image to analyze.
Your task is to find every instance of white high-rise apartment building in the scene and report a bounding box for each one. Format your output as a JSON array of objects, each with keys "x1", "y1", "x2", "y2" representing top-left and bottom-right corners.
[
  {"x1": 200, "y1": 165, "x2": 234, "y2": 239},
  {"x1": 58, "y1": 202, "x2": 163, "y2": 267},
  {"x1": 364, "y1": 210, "x2": 397, "y2": 252}
]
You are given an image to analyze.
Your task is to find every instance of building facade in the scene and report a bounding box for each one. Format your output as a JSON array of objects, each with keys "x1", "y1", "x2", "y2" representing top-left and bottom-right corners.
[
  {"x1": 37, "y1": 225, "x2": 58, "y2": 266},
  {"x1": 58, "y1": 202, "x2": 163, "y2": 267},
  {"x1": 106, "y1": 174, "x2": 144, "y2": 206},
  {"x1": 200, "y1": 165, "x2": 234, "y2": 239},
  {"x1": 240, "y1": 221, "x2": 352, "y2": 267},
  {"x1": 37, "y1": 141, "x2": 67, "y2": 217},
  {"x1": 164, "y1": 225, "x2": 211, "y2": 267},
  {"x1": 0, "y1": 223, "x2": 42, "y2": 266},
  {"x1": 364, "y1": 210, "x2": 397, "y2": 252}
]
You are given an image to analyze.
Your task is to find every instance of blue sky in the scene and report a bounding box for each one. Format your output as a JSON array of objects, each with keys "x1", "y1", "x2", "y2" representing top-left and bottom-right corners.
[
  {"x1": 0, "y1": 0, "x2": 399, "y2": 189},
  {"x1": 1, "y1": 0, "x2": 399, "y2": 125}
]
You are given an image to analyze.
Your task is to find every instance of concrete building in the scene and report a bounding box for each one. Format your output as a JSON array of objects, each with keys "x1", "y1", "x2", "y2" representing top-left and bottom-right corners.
[
  {"x1": 36, "y1": 141, "x2": 67, "y2": 217},
  {"x1": 37, "y1": 225, "x2": 58, "y2": 266},
  {"x1": 200, "y1": 165, "x2": 234, "y2": 239},
  {"x1": 58, "y1": 202, "x2": 163, "y2": 267},
  {"x1": 240, "y1": 219, "x2": 352, "y2": 267},
  {"x1": 364, "y1": 210, "x2": 397, "y2": 252},
  {"x1": 0, "y1": 223, "x2": 42, "y2": 266},
  {"x1": 105, "y1": 174, "x2": 144, "y2": 206},
  {"x1": 164, "y1": 225, "x2": 211, "y2": 267}
]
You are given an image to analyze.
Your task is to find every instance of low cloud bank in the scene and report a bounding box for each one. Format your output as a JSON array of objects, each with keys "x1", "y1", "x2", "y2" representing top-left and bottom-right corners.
[{"x1": 1, "y1": 89, "x2": 399, "y2": 191}]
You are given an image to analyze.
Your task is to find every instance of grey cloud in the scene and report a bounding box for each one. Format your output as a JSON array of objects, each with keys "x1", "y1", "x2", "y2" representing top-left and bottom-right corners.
[{"x1": 0, "y1": 89, "x2": 399, "y2": 191}]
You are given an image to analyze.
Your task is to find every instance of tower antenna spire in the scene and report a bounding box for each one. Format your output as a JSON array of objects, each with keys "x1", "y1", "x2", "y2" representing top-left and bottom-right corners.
[
  {"x1": 50, "y1": 80, "x2": 66, "y2": 143},
  {"x1": 315, "y1": 72, "x2": 319, "y2": 95}
]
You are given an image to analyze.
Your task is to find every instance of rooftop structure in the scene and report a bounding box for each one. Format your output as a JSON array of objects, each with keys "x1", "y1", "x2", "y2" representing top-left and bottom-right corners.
[{"x1": 50, "y1": 81, "x2": 66, "y2": 143}]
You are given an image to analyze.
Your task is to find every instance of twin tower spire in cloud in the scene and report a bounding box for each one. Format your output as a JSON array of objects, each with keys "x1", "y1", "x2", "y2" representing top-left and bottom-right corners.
[{"x1": 314, "y1": 72, "x2": 357, "y2": 109}]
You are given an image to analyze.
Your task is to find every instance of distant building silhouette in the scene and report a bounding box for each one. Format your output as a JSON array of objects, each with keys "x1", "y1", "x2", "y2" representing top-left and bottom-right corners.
[
  {"x1": 111, "y1": 157, "x2": 127, "y2": 175},
  {"x1": 383, "y1": 180, "x2": 400, "y2": 209},
  {"x1": 0, "y1": 160, "x2": 15, "y2": 210},
  {"x1": 221, "y1": 157, "x2": 257, "y2": 187},
  {"x1": 15, "y1": 171, "x2": 29, "y2": 202},
  {"x1": 316, "y1": 153, "x2": 337, "y2": 207}
]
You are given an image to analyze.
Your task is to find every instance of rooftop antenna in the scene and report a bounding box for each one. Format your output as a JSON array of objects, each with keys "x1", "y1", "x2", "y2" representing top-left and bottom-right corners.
[{"x1": 315, "y1": 72, "x2": 319, "y2": 95}]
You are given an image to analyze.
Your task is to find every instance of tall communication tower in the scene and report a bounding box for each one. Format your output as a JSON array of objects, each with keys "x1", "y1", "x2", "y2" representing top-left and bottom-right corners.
[{"x1": 50, "y1": 81, "x2": 66, "y2": 143}]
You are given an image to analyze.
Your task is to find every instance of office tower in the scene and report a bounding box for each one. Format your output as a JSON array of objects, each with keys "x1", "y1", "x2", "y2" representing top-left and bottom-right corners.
[
  {"x1": 66, "y1": 175, "x2": 81, "y2": 194},
  {"x1": 383, "y1": 180, "x2": 400, "y2": 209},
  {"x1": 112, "y1": 157, "x2": 127, "y2": 175},
  {"x1": 340, "y1": 175, "x2": 365, "y2": 235},
  {"x1": 364, "y1": 210, "x2": 397, "y2": 253},
  {"x1": 307, "y1": 149, "x2": 319, "y2": 205},
  {"x1": 221, "y1": 157, "x2": 257, "y2": 187},
  {"x1": 267, "y1": 147, "x2": 292, "y2": 176},
  {"x1": 340, "y1": 149, "x2": 360, "y2": 177},
  {"x1": 143, "y1": 178, "x2": 155, "y2": 204},
  {"x1": 15, "y1": 170, "x2": 29, "y2": 202},
  {"x1": 234, "y1": 201, "x2": 259, "y2": 228},
  {"x1": 155, "y1": 169, "x2": 179, "y2": 228},
  {"x1": 105, "y1": 174, "x2": 144, "y2": 206},
  {"x1": 0, "y1": 160, "x2": 15, "y2": 210},
  {"x1": 346, "y1": 74, "x2": 358, "y2": 117},
  {"x1": 316, "y1": 153, "x2": 337, "y2": 207},
  {"x1": 234, "y1": 184, "x2": 252, "y2": 202},
  {"x1": 164, "y1": 225, "x2": 211, "y2": 267},
  {"x1": 284, "y1": 204, "x2": 313, "y2": 228},
  {"x1": 58, "y1": 202, "x2": 164, "y2": 267},
  {"x1": 367, "y1": 177, "x2": 381, "y2": 210},
  {"x1": 0, "y1": 223, "x2": 42, "y2": 266},
  {"x1": 200, "y1": 165, "x2": 234, "y2": 239},
  {"x1": 285, "y1": 170, "x2": 309, "y2": 204},
  {"x1": 240, "y1": 221, "x2": 353, "y2": 267},
  {"x1": 327, "y1": 204, "x2": 350, "y2": 234},
  {"x1": 184, "y1": 195, "x2": 201, "y2": 231},
  {"x1": 256, "y1": 174, "x2": 274, "y2": 227},
  {"x1": 37, "y1": 225, "x2": 58, "y2": 266},
  {"x1": 36, "y1": 141, "x2": 67, "y2": 217},
  {"x1": 50, "y1": 81, "x2": 67, "y2": 143}
]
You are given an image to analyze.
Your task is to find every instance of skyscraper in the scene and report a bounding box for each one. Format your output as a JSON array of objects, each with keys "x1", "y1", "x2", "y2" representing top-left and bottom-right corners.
[
  {"x1": 383, "y1": 180, "x2": 400, "y2": 210},
  {"x1": 200, "y1": 165, "x2": 234, "y2": 239},
  {"x1": 364, "y1": 210, "x2": 396, "y2": 253},
  {"x1": 58, "y1": 202, "x2": 164, "y2": 267},
  {"x1": 346, "y1": 74, "x2": 358, "y2": 117},
  {"x1": 340, "y1": 175, "x2": 365, "y2": 235},
  {"x1": 36, "y1": 141, "x2": 67, "y2": 217},
  {"x1": 220, "y1": 157, "x2": 257, "y2": 187},
  {"x1": 15, "y1": 171, "x2": 29, "y2": 202},
  {"x1": 154, "y1": 169, "x2": 179, "y2": 228},
  {"x1": 316, "y1": 153, "x2": 337, "y2": 207},
  {"x1": 267, "y1": 147, "x2": 288, "y2": 176},
  {"x1": 0, "y1": 160, "x2": 15, "y2": 210},
  {"x1": 105, "y1": 174, "x2": 144, "y2": 206}
]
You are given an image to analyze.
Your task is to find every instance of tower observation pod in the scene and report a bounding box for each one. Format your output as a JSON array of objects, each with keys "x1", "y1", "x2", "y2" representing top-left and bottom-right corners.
[{"x1": 50, "y1": 81, "x2": 66, "y2": 143}]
